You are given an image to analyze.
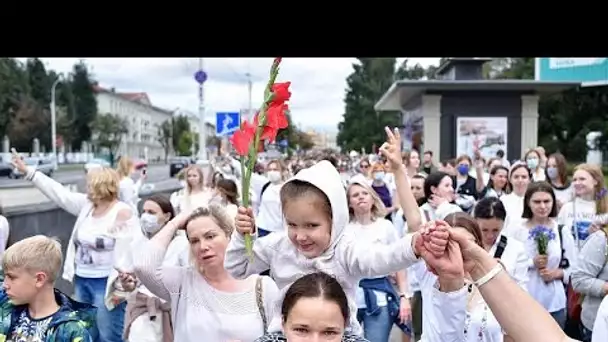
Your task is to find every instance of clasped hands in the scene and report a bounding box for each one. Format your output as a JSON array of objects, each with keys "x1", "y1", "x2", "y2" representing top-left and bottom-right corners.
[{"x1": 413, "y1": 220, "x2": 481, "y2": 282}]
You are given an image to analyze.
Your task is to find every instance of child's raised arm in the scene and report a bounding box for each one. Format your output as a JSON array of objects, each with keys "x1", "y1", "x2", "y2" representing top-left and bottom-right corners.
[
  {"x1": 224, "y1": 206, "x2": 278, "y2": 278},
  {"x1": 380, "y1": 127, "x2": 422, "y2": 232}
]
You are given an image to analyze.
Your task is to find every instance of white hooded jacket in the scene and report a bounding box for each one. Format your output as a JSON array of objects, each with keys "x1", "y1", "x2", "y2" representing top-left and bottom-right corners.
[{"x1": 224, "y1": 161, "x2": 420, "y2": 335}]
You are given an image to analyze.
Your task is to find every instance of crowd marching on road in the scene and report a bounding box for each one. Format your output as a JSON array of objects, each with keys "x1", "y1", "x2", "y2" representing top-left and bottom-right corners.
[{"x1": 0, "y1": 123, "x2": 606, "y2": 342}]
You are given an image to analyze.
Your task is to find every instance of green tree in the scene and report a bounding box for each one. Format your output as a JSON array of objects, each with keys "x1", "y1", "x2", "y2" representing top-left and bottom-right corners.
[
  {"x1": 93, "y1": 113, "x2": 128, "y2": 166},
  {"x1": 337, "y1": 58, "x2": 401, "y2": 152},
  {"x1": 7, "y1": 95, "x2": 50, "y2": 152},
  {"x1": 70, "y1": 60, "x2": 98, "y2": 151},
  {"x1": 157, "y1": 119, "x2": 172, "y2": 162},
  {"x1": 25, "y1": 58, "x2": 52, "y2": 150},
  {"x1": 176, "y1": 131, "x2": 194, "y2": 156},
  {"x1": 172, "y1": 115, "x2": 191, "y2": 153},
  {"x1": 0, "y1": 58, "x2": 30, "y2": 141}
]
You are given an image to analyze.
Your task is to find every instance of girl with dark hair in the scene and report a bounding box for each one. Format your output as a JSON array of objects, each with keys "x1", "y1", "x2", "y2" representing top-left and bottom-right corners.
[
  {"x1": 212, "y1": 178, "x2": 239, "y2": 219},
  {"x1": 473, "y1": 197, "x2": 528, "y2": 290},
  {"x1": 453, "y1": 155, "x2": 478, "y2": 212},
  {"x1": 508, "y1": 182, "x2": 576, "y2": 329},
  {"x1": 475, "y1": 161, "x2": 510, "y2": 200},
  {"x1": 418, "y1": 171, "x2": 462, "y2": 224},
  {"x1": 545, "y1": 153, "x2": 572, "y2": 209},
  {"x1": 121, "y1": 194, "x2": 189, "y2": 342},
  {"x1": 500, "y1": 162, "x2": 532, "y2": 230}
]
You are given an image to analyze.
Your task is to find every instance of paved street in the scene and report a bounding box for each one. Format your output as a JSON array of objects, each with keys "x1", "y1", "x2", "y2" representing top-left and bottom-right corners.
[
  {"x1": 0, "y1": 164, "x2": 179, "y2": 209},
  {"x1": 0, "y1": 164, "x2": 170, "y2": 189}
]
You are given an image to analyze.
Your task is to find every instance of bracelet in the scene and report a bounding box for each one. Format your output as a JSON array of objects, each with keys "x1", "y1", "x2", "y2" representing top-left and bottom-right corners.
[{"x1": 474, "y1": 263, "x2": 503, "y2": 288}]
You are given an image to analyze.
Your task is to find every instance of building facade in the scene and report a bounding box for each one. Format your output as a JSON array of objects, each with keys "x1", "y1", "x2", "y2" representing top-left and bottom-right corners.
[{"x1": 94, "y1": 85, "x2": 173, "y2": 161}]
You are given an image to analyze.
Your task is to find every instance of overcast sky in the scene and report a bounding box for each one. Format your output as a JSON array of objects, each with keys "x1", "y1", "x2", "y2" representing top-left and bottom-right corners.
[{"x1": 25, "y1": 58, "x2": 440, "y2": 132}]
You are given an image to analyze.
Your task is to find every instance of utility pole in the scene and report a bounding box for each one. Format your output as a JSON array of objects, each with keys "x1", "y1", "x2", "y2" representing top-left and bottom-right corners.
[
  {"x1": 50, "y1": 76, "x2": 63, "y2": 171},
  {"x1": 246, "y1": 72, "x2": 253, "y2": 122},
  {"x1": 194, "y1": 58, "x2": 207, "y2": 161}
]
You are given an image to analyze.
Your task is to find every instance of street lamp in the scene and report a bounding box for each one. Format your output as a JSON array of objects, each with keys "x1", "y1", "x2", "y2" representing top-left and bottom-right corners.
[{"x1": 50, "y1": 75, "x2": 63, "y2": 171}]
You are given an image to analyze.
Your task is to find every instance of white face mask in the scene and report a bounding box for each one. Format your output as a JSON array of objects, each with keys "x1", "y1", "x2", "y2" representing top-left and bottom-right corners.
[
  {"x1": 140, "y1": 213, "x2": 161, "y2": 234},
  {"x1": 267, "y1": 170, "x2": 282, "y2": 183}
]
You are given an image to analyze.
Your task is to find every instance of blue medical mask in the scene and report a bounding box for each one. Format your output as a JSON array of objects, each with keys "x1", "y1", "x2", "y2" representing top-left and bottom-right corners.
[
  {"x1": 526, "y1": 158, "x2": 539, "y2": 170},
  {"x1": 546, "y1": 167, "x2": 559, "y2": 180},
  {"x1": 374, "y1": 172, "x2": 385, "y2": 181},
  {"x1": 457, "y1": 164, "x2": 469, "y2": 175}
]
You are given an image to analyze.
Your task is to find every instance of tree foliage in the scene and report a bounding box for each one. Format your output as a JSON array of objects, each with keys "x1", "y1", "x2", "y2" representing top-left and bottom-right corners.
[
  {"x1": 337, "y1": 58, "x2": 401, "y2": 152},
  {"x1": 0, "y1": 58, "x2": 98, "y2": 153},
  {"x1": 93, "y1": 113, "x2": 128, "y2": 163},
  {"x1": 157, "y1": 119, "x2": 172, "y2": 162}
]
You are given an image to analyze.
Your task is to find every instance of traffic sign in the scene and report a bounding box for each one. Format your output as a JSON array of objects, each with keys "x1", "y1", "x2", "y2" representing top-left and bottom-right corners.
[
  {"x1": 535, "y1": 58, "x2": 608, "y2": 87},
  {"x1": 194, "y1": 70, "x2": 207, "y2": 84},
  {"x1": 216, "y1": 112, "x2": 240, "y2": 136}
]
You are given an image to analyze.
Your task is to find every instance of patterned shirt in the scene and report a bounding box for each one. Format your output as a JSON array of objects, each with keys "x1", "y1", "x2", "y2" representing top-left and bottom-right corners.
[{"x1": 8, "y1": 310, "x2": 54, "y2": 342}]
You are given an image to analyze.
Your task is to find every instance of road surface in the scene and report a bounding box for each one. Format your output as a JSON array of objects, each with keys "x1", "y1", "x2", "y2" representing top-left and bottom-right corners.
[
  {"x1": 0, "y1": 165, "x2": 179, "y2": 209},
  {"x1": 0, "y1": 164, "x2": 170, "y2": 189}
]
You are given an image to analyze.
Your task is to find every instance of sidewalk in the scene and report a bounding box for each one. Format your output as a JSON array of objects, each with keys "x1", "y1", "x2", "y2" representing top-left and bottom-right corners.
[{"x1": 0, "y1": 184, "x2": 78, "y2": 208}]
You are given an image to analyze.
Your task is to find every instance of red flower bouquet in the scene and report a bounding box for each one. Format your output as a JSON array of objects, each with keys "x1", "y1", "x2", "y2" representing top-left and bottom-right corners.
[{"x1": 229, "y1": 58, "x2": 291, "y2": 257}]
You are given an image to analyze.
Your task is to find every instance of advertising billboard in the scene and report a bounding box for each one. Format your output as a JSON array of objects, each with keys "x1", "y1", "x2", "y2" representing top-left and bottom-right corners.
[{"x1": 535, "y1": 58, "x2": 608, "y2": 86}]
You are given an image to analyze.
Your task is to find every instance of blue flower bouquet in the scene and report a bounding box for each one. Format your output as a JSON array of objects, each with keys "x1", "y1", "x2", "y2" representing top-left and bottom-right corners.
[{"x1": 528, "y1": 225, "x2": 555, "y2": 255}]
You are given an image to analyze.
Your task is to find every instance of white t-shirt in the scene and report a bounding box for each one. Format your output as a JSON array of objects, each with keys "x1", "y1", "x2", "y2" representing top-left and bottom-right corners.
[
  {"x1": 348, "y1": 219, "x2": 398, "y2": 308},
  {"x1": 75, "y1": 202, "x2": 130, "y2": 278},
  {"x1": 592, "y1": 296, "x2": 608, "y2": 341},
  {"x1": 0, "y1": 216, "x2": 10, "y2": 267}
]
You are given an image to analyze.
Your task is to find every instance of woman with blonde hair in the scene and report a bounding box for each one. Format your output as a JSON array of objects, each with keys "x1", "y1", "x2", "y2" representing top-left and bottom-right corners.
[
  {"x1": 133, "y1": 204, "x2": 279, "y2": 341},
  {"x1": 177, "y1": 165, "x2": 212, "y2": 214},
  {"x1": 116, "y1": 156, "x2": 146, "y2": 210},
  {"x1": 12, "y1": 151, "x2": 140, "y2": 342},
  {"x1": 346, "y1": 179, "x2": 411, "y2": 342},
  {"x1": 566, "y1": 164, "x2": 608, "y2": 340}
]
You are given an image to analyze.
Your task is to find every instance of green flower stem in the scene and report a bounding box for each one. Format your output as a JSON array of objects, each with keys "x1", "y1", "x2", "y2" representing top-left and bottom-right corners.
[{"x1": 240, "y1": 61, "x2": 281, "y2": 258}]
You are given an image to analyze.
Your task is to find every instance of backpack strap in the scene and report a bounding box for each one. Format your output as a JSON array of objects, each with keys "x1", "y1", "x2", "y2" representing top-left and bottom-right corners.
[
  {"x1": 493, "y1": 235, "x2": 508, "y2": 259},
  {"x1": 260, "y1": 181, "x2": 271, "y2": 200},
  {"x1": 557, "y1": 224, "x2": 570, "y2": 269},
  {"x1": 423, "y1": 209, "x2": 431, "y2": 223}
]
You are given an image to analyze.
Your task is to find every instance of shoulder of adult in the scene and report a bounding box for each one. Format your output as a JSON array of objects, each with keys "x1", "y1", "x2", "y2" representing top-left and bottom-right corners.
[{"x1": 115, "y1": 204, "x2": 134, "y2": 221}]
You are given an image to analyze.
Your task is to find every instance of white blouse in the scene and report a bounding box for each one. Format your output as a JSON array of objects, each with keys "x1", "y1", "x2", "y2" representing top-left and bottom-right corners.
[
  {"x1": 487, "y1": 233, "x2": 529, "y2": 290},
  {"x1": 509, "y1": 220, "x2": 575, "y2": 313},
  {"x1": 592, "y1": 296, "x2": 608, "y2": 342},
  {"x1": 417, "y1": 266, "x2": 503, "y2": 342}
]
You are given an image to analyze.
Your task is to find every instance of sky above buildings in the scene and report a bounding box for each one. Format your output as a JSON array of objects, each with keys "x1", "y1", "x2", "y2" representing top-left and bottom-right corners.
[{"x1": 29, "y1": 58, "x2": 440, "y2": 132}]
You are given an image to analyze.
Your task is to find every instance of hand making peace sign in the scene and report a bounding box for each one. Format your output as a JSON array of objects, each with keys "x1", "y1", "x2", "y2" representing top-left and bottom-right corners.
[{"x1": 379, "y1": 126, "x2": 402, "y2": 172}]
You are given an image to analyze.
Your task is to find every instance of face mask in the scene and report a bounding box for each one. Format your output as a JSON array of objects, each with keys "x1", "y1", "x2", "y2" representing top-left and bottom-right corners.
[
  {"x1": 140, "y1": 213, "x2": 161, "y2": 234},
  {"x1": 267, "y1": 170, "x2": 282, "y2": 183},
  {"x1": 222, "y1": 166, "x2": 232, "y2": 174},
  {"x1": 526, "y1": 158, "x2": 539, "y2": 169},
  {"x1": 457, "y1": 165, "x2": 469, "y2": 175},
  {"x1": 374, "y1": 172, "x2": 385, "y2": 181},
  {"x1": 547, "y1": 167, "x2": 559, "y2": 180}
]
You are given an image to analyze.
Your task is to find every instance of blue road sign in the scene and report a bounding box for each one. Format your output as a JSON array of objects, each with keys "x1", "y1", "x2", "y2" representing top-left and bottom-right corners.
[
  {"x1": 194, "y1": 70, "x2": 207, "y2": 84},
  {"x1": 216, "y1": 112, "x2": 240, "y2": 136},
  {"x1": 536, "y1": 58, "x2": 608, "y2": 87}
]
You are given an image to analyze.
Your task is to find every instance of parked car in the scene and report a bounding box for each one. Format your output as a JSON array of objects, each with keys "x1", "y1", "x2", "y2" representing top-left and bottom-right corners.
[
  {"x1": 11, "y1": 158, "x2": 53, "y2": 178},
  {"x1": 170, "y1": 157, "x2": 190, "y2": 178},
  {"x1": 133, "y1": 159, "x2": 148, "y2": 170},
  {"x1": 0, "y1": 157, "x2": 12, "y2": 177},
  {"x1": 84, "y1": 158, "x2": 111, "y2": 173}
]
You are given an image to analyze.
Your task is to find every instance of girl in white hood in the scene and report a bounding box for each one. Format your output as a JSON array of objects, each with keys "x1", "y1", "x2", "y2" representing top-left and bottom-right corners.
[{"x1": 225, "y1": 128, "x2": 449, "y2": 337}]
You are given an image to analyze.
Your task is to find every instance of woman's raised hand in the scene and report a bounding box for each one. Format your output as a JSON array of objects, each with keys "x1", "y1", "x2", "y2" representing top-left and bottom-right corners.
[
  {"x1": 379, "y1": 127, "x2": 403, "y2": 172},
  {"x1": 10, "y1": 148, "x2": 26, "y2": 174}
]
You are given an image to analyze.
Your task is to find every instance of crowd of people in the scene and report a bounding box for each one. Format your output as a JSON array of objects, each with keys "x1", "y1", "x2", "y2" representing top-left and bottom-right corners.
[{"x1": 0, "y1": 126, "x2": 605, "y2": 342}]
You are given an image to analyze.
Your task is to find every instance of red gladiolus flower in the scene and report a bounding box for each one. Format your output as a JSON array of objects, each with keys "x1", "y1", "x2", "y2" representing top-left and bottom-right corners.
[
  {"x1": 253, "y1": 114, "x2": 279, "y2": 142},
  {"x1": 230, "y1": 121, "x2": 255, "y2": 156},
  {"x1": 266, "y1": 103, "x2": 289, "y2": 130},
  {"x1": 273, "y1": 57, "x2": 282, "y2": 65},
  {"x1": 271, "y1": 82, "x2": 291, "y2": 105}
]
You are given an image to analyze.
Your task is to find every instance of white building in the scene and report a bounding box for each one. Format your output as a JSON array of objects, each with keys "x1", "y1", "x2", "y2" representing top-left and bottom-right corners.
[{"x1": 94, "y1": 85, "x2": 173, "y2": 161}]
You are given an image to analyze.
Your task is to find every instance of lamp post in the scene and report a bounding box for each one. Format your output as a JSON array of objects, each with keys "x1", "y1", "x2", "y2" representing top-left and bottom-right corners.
[
  {"x1": 50, "y1": 75, "x2": 63, "y2": 171},
  {"x1": 194, "y1": 59, "x2": 207, "y2": 161}
]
